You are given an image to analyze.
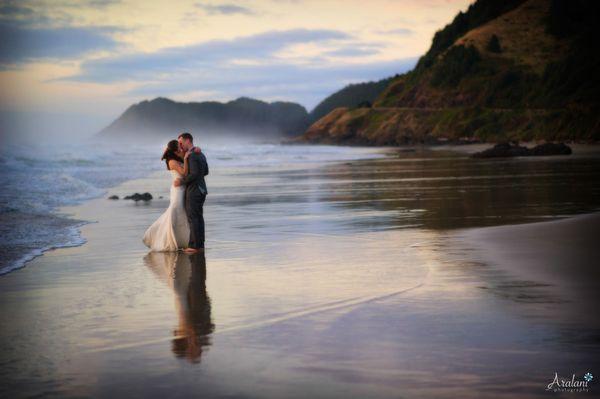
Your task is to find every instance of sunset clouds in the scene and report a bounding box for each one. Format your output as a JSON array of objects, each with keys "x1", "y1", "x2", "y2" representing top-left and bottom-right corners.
[{"x1": 0, "y1": 0, "x2": 472, "y2": 136}]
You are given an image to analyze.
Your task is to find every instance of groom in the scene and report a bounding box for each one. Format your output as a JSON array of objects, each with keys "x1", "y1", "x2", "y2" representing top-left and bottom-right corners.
[{"x1": 175, "y1": 132, "x2": 209, "y2": 253}]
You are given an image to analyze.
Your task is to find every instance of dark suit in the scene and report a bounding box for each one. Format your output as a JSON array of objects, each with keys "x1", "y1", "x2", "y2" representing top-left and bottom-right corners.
[{"x1": 183, "y1": 150, "x2": 209, "y2": 249}]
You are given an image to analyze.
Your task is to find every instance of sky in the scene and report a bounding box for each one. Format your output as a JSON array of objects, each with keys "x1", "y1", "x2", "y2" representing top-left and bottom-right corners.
[{"x1": 0, "y1": 0, "x2": 472, "y2": 139}]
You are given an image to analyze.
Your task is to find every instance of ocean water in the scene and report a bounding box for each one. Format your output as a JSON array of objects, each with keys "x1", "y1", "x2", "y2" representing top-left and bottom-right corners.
[
  {"x1": 0, "y1": 141, "x2": 386, "y2": 275},
  {"x1": 0, "y1": 142, "x2": 156, "y2": 275},
  {"x1": 3, "y1": 140, "x2": 599, "y2": 277},
  {"x1": 1, "y1": 142, "x2": 600, "y2": 398}
]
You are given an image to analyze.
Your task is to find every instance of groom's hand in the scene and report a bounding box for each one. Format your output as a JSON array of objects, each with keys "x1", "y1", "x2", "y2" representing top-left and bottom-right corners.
[{"x1": 174, "y1": 179, "x2": 182, "y2": 187}]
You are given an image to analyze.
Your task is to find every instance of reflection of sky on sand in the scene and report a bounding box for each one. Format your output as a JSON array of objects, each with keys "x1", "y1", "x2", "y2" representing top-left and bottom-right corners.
[
  {"x1": 206, "y1": 147, "x2": 600, "y2": 233},
  {"x1": 205, "y1": 229, "x2": 433, "y2": 333},
  {"x1": 2, "y1": 146, "x2": 600, "y2": 398}
]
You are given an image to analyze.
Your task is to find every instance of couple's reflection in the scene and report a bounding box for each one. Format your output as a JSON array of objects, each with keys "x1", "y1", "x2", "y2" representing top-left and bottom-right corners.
[{"x1": 144, "y1": 251, "x2": 214, "y2": 364}]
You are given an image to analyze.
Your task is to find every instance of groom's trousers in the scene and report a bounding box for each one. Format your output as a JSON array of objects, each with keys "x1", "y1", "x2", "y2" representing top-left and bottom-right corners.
[{"x1": 185, "y1": 192, "x2": 206, "y2": 249}]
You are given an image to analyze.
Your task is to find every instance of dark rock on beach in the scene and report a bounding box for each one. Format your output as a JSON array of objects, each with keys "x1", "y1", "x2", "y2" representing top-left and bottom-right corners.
[
  {"x1": 124, "y1": 192, "x2": 153, "y2": 201},
  {"x1": 471, "y1": 142, "x2": 529, "y2": 158},
  {"x1": 108, "y1": 195, "x2": 119, "y2": 200},
  {"x1": 529, "y1": 142, "x2": 572, "y2": 156},
  {"x1": 471, "y1": 142, "x2": 572, "y2": 158}
]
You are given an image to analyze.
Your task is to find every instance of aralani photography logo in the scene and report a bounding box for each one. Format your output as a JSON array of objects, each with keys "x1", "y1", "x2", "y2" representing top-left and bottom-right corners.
[{"x1": 546, "y1": 372, "x2": 593, "y2": 393}]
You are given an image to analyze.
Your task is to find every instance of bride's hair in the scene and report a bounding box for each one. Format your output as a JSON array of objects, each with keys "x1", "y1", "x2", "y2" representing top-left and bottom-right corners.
[{"x1": 161, "y1": 140, "x2": 184, "y2": 170}]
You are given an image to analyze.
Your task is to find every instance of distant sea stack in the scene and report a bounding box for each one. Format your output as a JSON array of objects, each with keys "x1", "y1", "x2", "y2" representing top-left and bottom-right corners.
[
  {"x1": 295, "y1": 0, "x2": 600, "y2": 145},
  {"x1": 97, "y1": 97, "x2": 310, "y2": 140}
]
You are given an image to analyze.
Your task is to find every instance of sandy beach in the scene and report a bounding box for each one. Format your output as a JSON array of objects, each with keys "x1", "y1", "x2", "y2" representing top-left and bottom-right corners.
[
  {"x1": 1, "y1": 146, "x2": 599, "y2": 398},
  {"x1": 458, "y1": 213, "x2": 600, "y2": 324}
]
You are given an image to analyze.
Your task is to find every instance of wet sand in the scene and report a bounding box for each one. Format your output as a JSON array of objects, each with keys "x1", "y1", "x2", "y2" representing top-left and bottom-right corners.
[
  {"x1": 459, "y1": 212, "x2": 600, "y2": 320},
  {"x1": 1, "y1": 146, "x2": 600, "y2": 398}
]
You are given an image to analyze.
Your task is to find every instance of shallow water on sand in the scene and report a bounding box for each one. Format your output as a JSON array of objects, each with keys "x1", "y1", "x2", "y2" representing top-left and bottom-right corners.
[{"x1": 1, "y1": 144, "x2": 600, "y2": 398}]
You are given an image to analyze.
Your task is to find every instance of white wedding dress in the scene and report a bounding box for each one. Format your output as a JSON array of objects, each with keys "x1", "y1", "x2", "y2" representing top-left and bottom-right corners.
[{"x1": 143, "y1": 169, "x2": 190, "y2": 251}]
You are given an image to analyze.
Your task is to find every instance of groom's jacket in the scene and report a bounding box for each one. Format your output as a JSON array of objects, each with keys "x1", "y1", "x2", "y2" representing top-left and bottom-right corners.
[{"x1": 183, "y1": 150, "x2": 209, "y2": 195}]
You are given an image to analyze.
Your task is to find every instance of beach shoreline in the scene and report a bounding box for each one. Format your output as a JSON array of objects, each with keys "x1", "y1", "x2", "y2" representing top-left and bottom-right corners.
[
  {"x1": 456, "y1": 212, "x2": 600, "y2": 324},
  {"x1": 3, "y1": 141, "x2": 599, "y2": 277},
  {"x1": 460, "y1": 212, "x2": 600, "y2": 285},
  {"x1": 0, "y1": 143, "x2": 394, "y2": 277},
  {"x1": 1, "y1": 144, "x2": 599, "y2": 398}
]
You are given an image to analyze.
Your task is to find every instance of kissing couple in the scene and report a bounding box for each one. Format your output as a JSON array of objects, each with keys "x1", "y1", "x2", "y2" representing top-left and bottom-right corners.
[{"x1": 143, "y1": 132, "x2": 209, "y2": 254}]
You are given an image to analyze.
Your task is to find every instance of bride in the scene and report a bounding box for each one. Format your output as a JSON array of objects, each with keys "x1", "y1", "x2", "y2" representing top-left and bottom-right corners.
[{"x1": 143, "y1": 140, "x2": 197, "y2": 251}]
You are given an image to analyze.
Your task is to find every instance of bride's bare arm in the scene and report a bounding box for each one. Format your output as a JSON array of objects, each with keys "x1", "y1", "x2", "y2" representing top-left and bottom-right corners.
[{"x1": 168, "y1": 159, "x2": 185, "y2": 176}]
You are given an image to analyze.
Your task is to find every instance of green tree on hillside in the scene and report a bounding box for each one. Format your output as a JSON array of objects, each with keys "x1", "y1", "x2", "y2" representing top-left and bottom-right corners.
[
  {"x1": 486, "y1": 34, "x2": 502, "y2": 53},
  {"x1": 431, "y1": 45, "x2": 481, "y2": 87},
  {"x1": 416, "y1": 0, "x2": 525, "y2": 70}
]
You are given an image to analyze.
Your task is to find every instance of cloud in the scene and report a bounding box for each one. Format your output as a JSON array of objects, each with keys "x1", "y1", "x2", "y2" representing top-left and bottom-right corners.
[
  {"x1": 0, "y1": 3, "x2": 35, "y2": 18},
  {"x1": 195, "y1": 2, "x2": 255, "y2": 15},
  {"x1": 66, "y1": 28, "x2": 352, "y2": 82},
  {"x1": 86, "y1": 0, "x2": 121, "y2": 8},
  {"x1": 323, "y1": 47, "x2": 381, "y2": 57},
  {"x1": 0, "y1": 0, "x2": 72, "y2": 26},
  {"x1": 23, "y1": 0, "x2": 121, "y2": 10},
  {"x1": 0, "y1": 0, "x2": 123, "y2": 65},
  {"x1": 124, "y1": 57, "x2": 417, "y2": 110},
  {"x1": 58, "y1": 28, "x2": 416, "y2": 109},
  {"x1": 0, "y1": 21, "x2": 120, "y2": 65},
  {"x1": 377, "y1": 28, "x2": 414, "y2": 36}
]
